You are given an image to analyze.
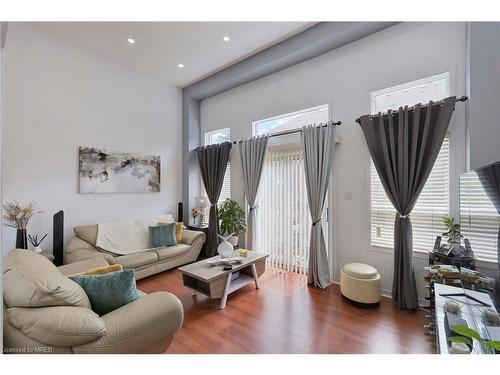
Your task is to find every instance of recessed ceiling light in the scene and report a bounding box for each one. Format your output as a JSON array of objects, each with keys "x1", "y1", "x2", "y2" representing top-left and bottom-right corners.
[
  {"x1": 223, "y1": 36, "x2": 230, "y2": 42},
  {"x1": 178, "y1": 63, "x2": 184, "y2": 68},
  {"x1": 127, "y1": 38, "x2": 135, "y2": 44}
]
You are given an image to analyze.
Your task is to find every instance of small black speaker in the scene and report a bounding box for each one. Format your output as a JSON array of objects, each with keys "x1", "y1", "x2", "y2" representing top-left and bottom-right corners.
[
  {"x1": 433, "y1": 236, "x2": 441, "y2": 253},
  {"x1": 178, "y1": 202, "x2": 183, "y2": 223},
  {"x1": 464, "y1": 238, "x2": 474, "y2": 258},
  {"x1": 53, "y1": 210, "x2": 64, "y2": 266}
]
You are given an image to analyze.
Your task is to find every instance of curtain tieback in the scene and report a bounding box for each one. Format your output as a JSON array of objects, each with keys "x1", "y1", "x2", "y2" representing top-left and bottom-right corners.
[
  {"x1": 249, "y1": 205, "x2": 259, "y2": 212},
  {"x1": 312, "y1": 218, "x2": 322, "y2": 226},
  {"x1": 399, "y1": 214, "x2": 409, "y2": 219}
]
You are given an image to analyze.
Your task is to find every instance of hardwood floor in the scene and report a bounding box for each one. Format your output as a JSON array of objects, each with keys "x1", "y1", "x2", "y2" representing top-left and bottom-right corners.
[{"x1": 137, "y1": 267, "x2": 436, "y2": 354}]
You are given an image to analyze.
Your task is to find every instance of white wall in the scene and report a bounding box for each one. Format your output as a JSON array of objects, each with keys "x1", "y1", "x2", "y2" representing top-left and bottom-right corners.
[
  {"x1": 2, "y1": 23, "x2": 182, "y2": 253},
  {"x1": 201, "y1": 22, "x2": 472, "y2": 301},
  {"x1": 467, "y1": 22, "x2": 500, "y2": 170}
]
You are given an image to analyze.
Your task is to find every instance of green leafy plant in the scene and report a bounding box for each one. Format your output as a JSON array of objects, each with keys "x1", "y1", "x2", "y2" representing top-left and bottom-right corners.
[
  {"x1": 448, "y1": 325, "x2": 500, "y2": 353},
  {"x1": 442, "y1": 215, "x2": 463, "y2": 244},
  {"x1": 218, "y1": 199, "x2": 246, "y2": 236}
]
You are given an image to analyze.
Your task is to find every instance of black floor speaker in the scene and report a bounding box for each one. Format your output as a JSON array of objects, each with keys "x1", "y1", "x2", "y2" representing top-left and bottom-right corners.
[
  {"x1": 53, "y1": 210, "x2": 64, "y2": 266},
  {"x1": 178, "y1": 202, "x2": 183, "y2": 223}
]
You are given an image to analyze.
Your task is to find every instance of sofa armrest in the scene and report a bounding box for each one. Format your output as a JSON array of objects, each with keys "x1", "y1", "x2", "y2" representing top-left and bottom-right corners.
[
  {"x1": 73, "y1": 292, "x2": 184, "y2": 354},
  {"x1": 65, "y1": 236, "x2": 115, "y2": 265},
  {"x1": 58, "y1": 258, "x2": 110, "y2": 277},
  {"x1": 181, "y1": 229, "x2": 206, "y2": 246}
]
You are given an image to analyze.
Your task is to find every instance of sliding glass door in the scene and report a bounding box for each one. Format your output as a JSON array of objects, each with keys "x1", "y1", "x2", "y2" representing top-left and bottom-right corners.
[{"x1": 253, "y1": 105, "x2": 329, "y2": 274}]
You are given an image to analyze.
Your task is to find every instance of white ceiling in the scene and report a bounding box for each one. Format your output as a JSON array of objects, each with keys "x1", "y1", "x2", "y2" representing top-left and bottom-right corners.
[{"x1": 32, "y1": 22, "x2": 314, "y2": 87}]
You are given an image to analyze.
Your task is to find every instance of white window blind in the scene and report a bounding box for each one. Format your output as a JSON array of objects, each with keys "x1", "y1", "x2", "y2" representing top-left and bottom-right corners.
[
  {"x1": 370, "y1": 73, "x2": 451, "y2": 252},
  {"x1": 371, "y1": 137, "x2": 450, "y2": 252},
  {"x1": 460, "y1": 171, "x2": 500, "y2": 263}
]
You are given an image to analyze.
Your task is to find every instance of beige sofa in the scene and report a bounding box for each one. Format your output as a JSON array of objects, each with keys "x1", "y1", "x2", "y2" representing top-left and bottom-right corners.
[
  {"x1": 65, "y1": 222, "x2": 205, "y2": 280},
  {"x1": 3, "y1": 250, "x2": 183, "y2": 354}
]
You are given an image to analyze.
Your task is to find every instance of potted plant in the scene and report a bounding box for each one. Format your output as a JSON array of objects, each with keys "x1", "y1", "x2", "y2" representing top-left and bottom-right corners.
[
  {"x1": 448, "y1": 325, "x2": 500, "y2": 354},
  {"x1": 218, "y1": 199, "x2": 246, "y2": 246},
  {"x1": 28, "y1": 233, "x2": 48, "y2": 253},
  {"x1": 441, "y1": 215, "x2": 463, "y2": 253},
  {"x1": 2, "y1": 200, "x2": 41, "y2": 249}
]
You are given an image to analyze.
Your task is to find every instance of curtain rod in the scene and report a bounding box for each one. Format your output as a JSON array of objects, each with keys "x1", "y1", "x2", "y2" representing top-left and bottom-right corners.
[
  {"x1": 232, "y1": 120, "x2": 341, "y2": 145},
  {"x1": 354, "y1": 95, "x2": 468, "y2": 124}
]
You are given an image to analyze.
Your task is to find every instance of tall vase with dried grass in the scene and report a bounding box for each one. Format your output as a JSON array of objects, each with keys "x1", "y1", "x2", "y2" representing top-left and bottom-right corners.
[{"x1": 2, "y1": 200, "x2": 41, "y2": 249}]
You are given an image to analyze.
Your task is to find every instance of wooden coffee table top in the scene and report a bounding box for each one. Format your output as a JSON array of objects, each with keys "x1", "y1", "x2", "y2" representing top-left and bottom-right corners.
[{"x1": 178, "y1": 250, "x2": 268, "y2": 282}]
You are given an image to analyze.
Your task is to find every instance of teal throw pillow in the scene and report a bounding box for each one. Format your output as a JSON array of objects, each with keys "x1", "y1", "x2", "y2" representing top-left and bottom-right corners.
[
  {"x1": 149, "y1": 223, "x2": 177, "y2": 248},
  {"x1": 70, "y1": 269, "x2": 140, "y2": 316}
]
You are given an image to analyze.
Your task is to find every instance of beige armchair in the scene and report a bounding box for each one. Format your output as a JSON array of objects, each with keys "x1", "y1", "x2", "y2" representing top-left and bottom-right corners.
[{"x1": 3, "y1": 250, "x2": 183, "y2": 354}]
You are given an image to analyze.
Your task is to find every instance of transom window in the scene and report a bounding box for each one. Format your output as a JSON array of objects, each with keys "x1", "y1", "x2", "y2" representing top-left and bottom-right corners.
[{"x1": 253, "y1": 104, "x2": 328, "y2": 136}]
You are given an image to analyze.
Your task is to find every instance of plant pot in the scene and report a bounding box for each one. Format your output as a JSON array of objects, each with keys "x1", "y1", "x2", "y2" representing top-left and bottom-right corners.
[
  {"x1": 16, "y1": 229, "x2": 28, "y2": 249},
  {"x1": 33, "y1": 246, "x2": 43, "y2": 254},
  {"x1": 228, "y1": 235, "x2": 239, "y2": 247}
]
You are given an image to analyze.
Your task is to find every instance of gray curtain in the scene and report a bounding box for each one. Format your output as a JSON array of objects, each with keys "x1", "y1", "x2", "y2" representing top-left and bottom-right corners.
[
  {"x1": 238, "y1": 135, "x2": 270, "y2": 250},
  {"x1": 302, "y1": 123, "x2": 336, "y2": 289},
  {"x1": 476, "y1": 161, "x2": 500, "y2": 308},
  {"x1": 197, "y1": 142, "x2": 232, "y2": 257},
  {"x1": 359, "y1": 96, "x2": 456, "y2": 310}
]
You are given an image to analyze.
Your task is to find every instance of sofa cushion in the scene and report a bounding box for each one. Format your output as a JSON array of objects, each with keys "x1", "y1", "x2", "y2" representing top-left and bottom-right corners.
[
  {"x1": 74, "y1": 224, "x2": 98, "y2": 246},
  {"x1": 70, "y1": 269, "x2": 141, "y2": 316},
  {"x1": 149, "y1": 223, "x2": 177, "y2": 248},
  {"x1": 114, "y1": 251, "x2": 159, "y2": 269},
  {"x1": 175, "y1": 222, "x2": 184, "y2": 243},
  {"x1": 58, "y1": 257, "x2": 110, "y2": 277},
  {"x1": 154, "y1": 244, "x2": 191, "y2": 261},
  {"x1": 159, "y1": 221, "x2": 183, "y2": 243},
  {"x1": 70, "y1": 263, "x2": 123, "y2": 277},
  {"x1": 6, "y1": 306, "x2": 106, "y2": 347},
  {"x1": 3, "y1": 250, "x2": 91, "y2": 309}
]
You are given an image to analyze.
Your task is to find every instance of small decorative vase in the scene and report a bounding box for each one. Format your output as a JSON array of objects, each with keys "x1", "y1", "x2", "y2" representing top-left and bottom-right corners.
[
  {"x1": 16, "y1": 229, "x2": 28, "y2": 249},
  {"x1": 450, "y1": 342, "x2": 471, "y2": 354},
  {"x1": 228, "y1": 235, "x2": 239, "y2": 247},
  {"x1": 217, "y1": 234, "x2": 234, "y2": 259},
  {"x1": 33, "y1": 246, "x2": 43, "y2": 254}
]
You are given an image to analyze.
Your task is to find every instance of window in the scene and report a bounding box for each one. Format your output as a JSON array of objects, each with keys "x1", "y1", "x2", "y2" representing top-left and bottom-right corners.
[
  {"x1": 460, "y1": 171, "x2": 500, "y2": 263},
  {"x1": 203, "y1": 128, "x2": 231, "y2": 225},
  {"x1": 253, "y1": 105, "x2": 328, "y2": 136},
  {"x1": 253, "y1": 105, "x2": 329, "y2": 273},
  {"x1": 204, "y1": 128, "x2": 231, "y2": 203},
  {"x1": 370, "y1": 73, "x2": 450, "y2": 252}
]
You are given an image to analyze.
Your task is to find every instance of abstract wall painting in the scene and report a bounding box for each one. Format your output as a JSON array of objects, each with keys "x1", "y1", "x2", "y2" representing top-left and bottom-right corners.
[{"x1": 79, "y1": 146, "x2": 161, "y2": 193}]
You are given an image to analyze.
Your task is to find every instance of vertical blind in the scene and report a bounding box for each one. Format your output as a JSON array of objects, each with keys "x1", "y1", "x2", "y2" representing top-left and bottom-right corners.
[
  {"x1": 256, "y1": 147, "x2": 328, "y2": 274},
  {"x1": 253, "y1": 105, "x2": 329, "y2": 275},
  {"x1": 460, "y1": 171, "x2": 500, "y2": 262},
  {"x1": 371, "y1": 136, "x2": 450, "y2": 252}
]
